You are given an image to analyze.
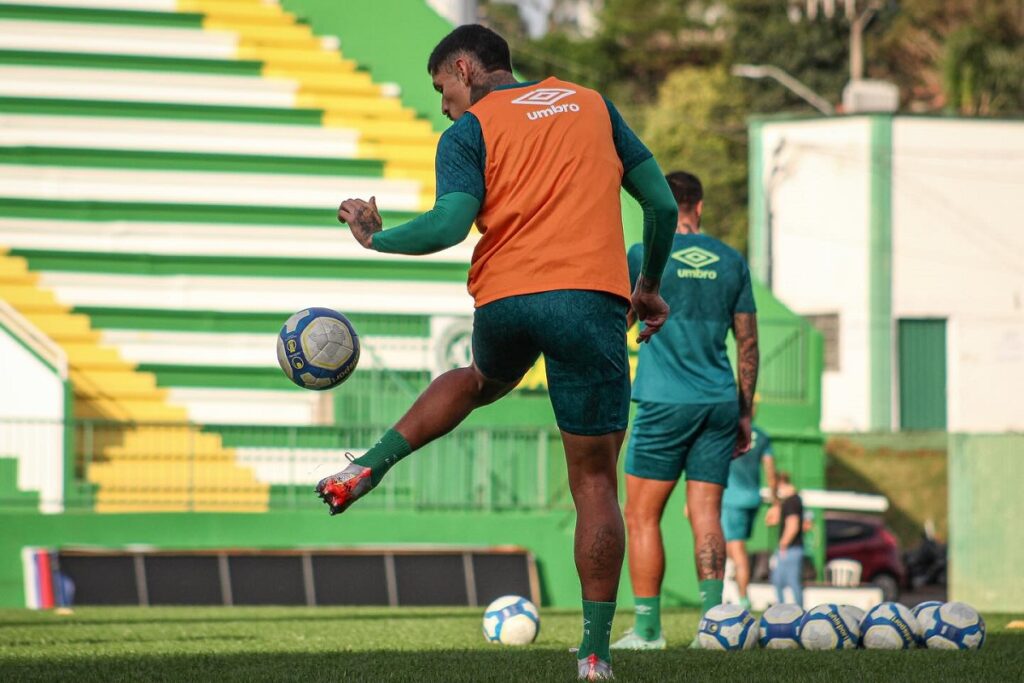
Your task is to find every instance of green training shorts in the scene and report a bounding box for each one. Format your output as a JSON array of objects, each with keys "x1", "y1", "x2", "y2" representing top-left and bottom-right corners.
[
  {"x1": 473, "y1": 289, "x2": 630, "y2": 436},
  {"x1": 625, "y1": 400, "x2": 738, "y2": 484}
]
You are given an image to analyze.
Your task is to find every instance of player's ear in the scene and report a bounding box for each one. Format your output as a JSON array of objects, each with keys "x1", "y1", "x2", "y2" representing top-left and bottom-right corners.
[{"x1": 455, "y1": 56, "x2": 471, "y2": 85}]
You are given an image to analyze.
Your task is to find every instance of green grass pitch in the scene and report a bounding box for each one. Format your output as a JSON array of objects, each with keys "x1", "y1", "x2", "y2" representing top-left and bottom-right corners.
[{"x1": 1, "y1": 607, "x2": 1021, "y2": 681}]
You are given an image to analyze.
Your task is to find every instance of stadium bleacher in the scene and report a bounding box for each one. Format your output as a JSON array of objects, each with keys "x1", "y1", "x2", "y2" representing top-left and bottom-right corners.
[{"x1": 0, "y1": 0, "x2": 474, "y2": 512}]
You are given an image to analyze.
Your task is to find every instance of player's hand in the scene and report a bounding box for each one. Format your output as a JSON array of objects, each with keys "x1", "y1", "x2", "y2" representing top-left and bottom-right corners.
[
  {"x1": 631, "y1": 276, "x2": 669, "y2": 343},
  {"x1": 338, "y1": 196, "x2": 382, "y2": 249},
  {"x1": 734, "y1": 413, "x2": 752, "y2": 458},
  {"x1": 765, "y1": 503, "x2": 781, "y2": 527}
]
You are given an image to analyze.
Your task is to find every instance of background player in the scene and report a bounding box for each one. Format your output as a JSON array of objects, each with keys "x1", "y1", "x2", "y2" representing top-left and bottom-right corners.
[
  {"x1": 769, "y1": 472, "x2": 805, "y2": 606},
  {"x1": 316, "y1": 25, "x2": 678, "y2": 680},
  {"x1": 721, "y1": 397, "x2": 777, "y2": 610},
  {"x1": 612, "y1": 170, "x2": 759, "y2": 650}
]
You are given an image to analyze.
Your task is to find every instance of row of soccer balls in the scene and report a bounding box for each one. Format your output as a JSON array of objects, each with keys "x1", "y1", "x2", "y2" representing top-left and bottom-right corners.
[
  {"x1": 698, "y1": 601, "x2": 985, "y2": 651},
  {"x1": 479, "y1": 596, "x2": 985, "y2": 651}
]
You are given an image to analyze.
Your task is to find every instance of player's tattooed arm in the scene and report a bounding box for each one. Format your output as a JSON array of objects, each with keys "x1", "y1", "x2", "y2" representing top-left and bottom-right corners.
[
  {"x1": 733, "y1": 312, "x2": 759, "y2": 457},
  {"x1": 733, "y1": 312, "x2": 760, "y2": 417},
  {"x1": 338, "y1": 196, "x2": 382, "y2": 249}
]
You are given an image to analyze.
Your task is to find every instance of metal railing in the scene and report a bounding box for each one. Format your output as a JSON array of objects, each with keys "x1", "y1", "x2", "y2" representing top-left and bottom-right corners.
[
  {"x1": 1, "y1": 416, "x2": 827, "y2": 514},
  {"x1": 0, "y1": 418, "x2": 569, "y2": 513}
]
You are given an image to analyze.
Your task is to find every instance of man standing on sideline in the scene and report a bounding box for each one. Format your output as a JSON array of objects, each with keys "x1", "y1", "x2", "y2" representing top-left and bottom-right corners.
[
  {"x1": 722, "y1": 400, "x2": 777, "y2": 610},
  {"x1": 317, "y1": 25, "x2": 678, "y2": 680},
  {"x1": 612, "y1": 171, "x2": 759, "y2": 650},
  {"x1": 770, "y1": 472, "x2": 805, "y2": 606}
]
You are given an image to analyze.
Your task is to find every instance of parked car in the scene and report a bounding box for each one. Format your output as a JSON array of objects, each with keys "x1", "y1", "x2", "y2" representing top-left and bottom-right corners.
[{"x1": 825, "y1": 511, "x2": 906, "y2": 601}]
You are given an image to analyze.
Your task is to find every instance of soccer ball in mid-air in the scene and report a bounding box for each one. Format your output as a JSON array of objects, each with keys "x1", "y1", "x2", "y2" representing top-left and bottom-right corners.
[
  {"x1": 861, "y1": 602, "x2": 919, "y2": 650},
  {"x1": 799, "y1": 603, "x2": 860, "y2": 650},
  {"x1": 918, "y1": 601, "x2": 986, "y2": 650},
  {"x1": 759, "y1": 604, "x2": 804, "y2": 649},
  {"x1": 697, "y1": 604, "x2": 758, "y2": 650},
  {"x1": 277, "y1": 308, "x2": 359, "y2": 390},
  {"x1": 912, "y1": 601, "x2": 944, "y2": 645},
  {"x1": 482, "y1": 595, "x2": 540, "y2": 645}
]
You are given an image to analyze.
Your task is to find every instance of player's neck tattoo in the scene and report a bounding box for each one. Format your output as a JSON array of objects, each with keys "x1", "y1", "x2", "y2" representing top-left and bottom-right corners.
[
  {"x1": 470, "y1": 71, "x2": 518, "y2": 105},
  {"x1": 677, "y1": 215, "x2": 701, "y2": 234}
]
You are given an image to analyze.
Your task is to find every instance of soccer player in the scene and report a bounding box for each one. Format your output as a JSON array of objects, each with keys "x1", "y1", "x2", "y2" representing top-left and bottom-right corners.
[
  {"x1": 611, "y1": 171, "x2": 759, "y2": 650},
  {"x1": 317, "y1": 25, "x2": 677, "y2": 680},
  {"x1": 721, "y1": 401, "x2": 777, "y2": 610}
]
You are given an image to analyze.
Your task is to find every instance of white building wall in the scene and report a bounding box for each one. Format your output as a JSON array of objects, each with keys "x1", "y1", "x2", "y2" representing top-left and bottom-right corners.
[
  {"x1": 0, "y1": 326, "x2": 65, "y2": 512},
  {"x1": 892, "y1": 118, "x2": 1024, "y2": 431},
  {"x1": 761, "y1": 117, "x2": 874, "y2": 431}
]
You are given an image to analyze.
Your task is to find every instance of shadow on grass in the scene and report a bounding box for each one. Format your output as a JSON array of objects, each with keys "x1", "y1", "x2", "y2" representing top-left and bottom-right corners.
[
  {"x1": 3, "y1": 635, "x2": 1024, "y2": 683},
  {"x1": 0, "y1": 609, "x2": 483, "y2": 629},
  {"x1": 2, "y1": 634, "x2": 256, "y2": 648}
]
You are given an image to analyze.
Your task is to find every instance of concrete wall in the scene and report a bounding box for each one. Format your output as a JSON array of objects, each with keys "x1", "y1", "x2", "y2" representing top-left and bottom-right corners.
[
  {"x1": 0, "y1": 321, "x2": 66, "y2": 513},
  {"x1": 892, "y1": 119, "x2": 1024, "y2": 431},
  {"x1": 757, "y1": 117, "x2": 874, "y2": 431},
  {"x1": 753, "y1": 115, "x2": 1024, "y2": 432}
]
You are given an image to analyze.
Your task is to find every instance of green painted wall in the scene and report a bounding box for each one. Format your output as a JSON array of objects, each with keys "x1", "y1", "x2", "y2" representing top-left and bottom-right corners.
[
  {"x1": 948, "y1": 434, "x2": 1024, "y2": 612},
  {"x1": 868, "y1": 116, "x2": 894, "y2": 431}
]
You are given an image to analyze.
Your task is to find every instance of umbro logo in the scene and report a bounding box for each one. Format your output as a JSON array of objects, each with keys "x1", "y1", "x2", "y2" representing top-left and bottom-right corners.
[
  {"x1": 511, "y1": 88, "x2": 576, "y2": 105},
  {"x1": 672, "y1": 246, "x2": 720, "y2": 280},
  {"x1": 513, "y1": 87, "x2": 581, "y2": 121},
  {"x1": 673, "y1": 247, "x2": 720, "y2": 269}
]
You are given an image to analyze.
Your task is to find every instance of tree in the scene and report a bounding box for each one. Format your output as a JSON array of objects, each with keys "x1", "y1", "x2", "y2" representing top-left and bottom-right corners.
[
  {"x1": 643, "y1": 66, "x2": 751, "y2": 252},
  {"x1": 873, "y1": 0, "x2": 1024, "y2": 115},
  {"x1": 504, "y1": 0, "x2": 722, "y2": 120},
  {"x1": 721, "y1": 0, "x2": 850, "y2": 115}
]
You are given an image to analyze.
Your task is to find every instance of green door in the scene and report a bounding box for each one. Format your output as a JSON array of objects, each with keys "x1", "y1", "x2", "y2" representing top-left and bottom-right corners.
[{"x1": 898, "y1": 319, "x2": 947, "y2": 430}]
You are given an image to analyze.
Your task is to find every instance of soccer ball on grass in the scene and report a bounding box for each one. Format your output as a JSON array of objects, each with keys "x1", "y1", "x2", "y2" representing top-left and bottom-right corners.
[
  {"x1": 799, "y1": 603, "x2": 860, "y2": 650},
  {"x1": 918, "y1": 601, "x2": 985, "y2": 650},
  {"x1": 482, "y1": 595, "x2": 540, "y2": 645},
  {"x1": 861, "y1": 602, "x2": 918, "y2": 650},
  {"x1": 697, "y1": 604, "x2": 758, "y2": 650},
  {"x1": 759, "y1": 603, "x2": 804, "y2": 649}
]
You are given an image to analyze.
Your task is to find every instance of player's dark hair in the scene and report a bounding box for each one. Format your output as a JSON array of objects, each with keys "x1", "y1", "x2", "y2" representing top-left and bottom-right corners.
[
  {"x1": 666, "y1": 171, "x2": 703, "y2": 211},
  {"x1": 777, "y1": 471, "x2": 792, "y2": 485},
  {"x1": 428, "y1": 24, "x2": 513, "y2": 75}
]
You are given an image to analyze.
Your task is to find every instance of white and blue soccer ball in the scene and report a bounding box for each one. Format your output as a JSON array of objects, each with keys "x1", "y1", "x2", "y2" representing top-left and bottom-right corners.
[
  {"x1": 838, "y1": 604, "x2": 865, "y2": 632},
  {"x1": 277, "y1": 307, "x2": 359, "y2": 390},
  {"x1": 759, "y1": 604, "x2": 804, "y2": 649},
  {"x1": 799, "y1": 603, "x2": 860, "y2": 650},
  {"x1": 918, "y1": 601, "x2": 986, "y2": 650},
  {"x1": 912, "y1": 601, "x2": 944, "y2": 645},
  {"x1": 861, "y1": 602, "x2": 919, "y2": 650},
  {"x1": 482, "y1": 595, "x2": 540, "y2": 645},
  {"x1": 697, "y1": 604, "x2": 758, "y2": 650}
]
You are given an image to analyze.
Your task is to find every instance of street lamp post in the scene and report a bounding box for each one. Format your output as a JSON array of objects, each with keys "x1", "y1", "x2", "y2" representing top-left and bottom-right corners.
[{"x1": 730, "y1": 64, "x2": 835, "y2": 115}]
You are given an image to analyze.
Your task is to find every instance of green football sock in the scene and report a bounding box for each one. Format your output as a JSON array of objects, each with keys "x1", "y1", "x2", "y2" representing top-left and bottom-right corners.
[
  {"x1": 351, "y1": 429, "x2": 412, "y2": 487},
  {"x1": 634, "y1": 595, "x2": 661, "y2": 641},
  {"x1": 699, "y1": 579, "x2": 724, "y2": 615},
  {"x1": 578, "y1": 600, "x2": 616, "y2": 662}
]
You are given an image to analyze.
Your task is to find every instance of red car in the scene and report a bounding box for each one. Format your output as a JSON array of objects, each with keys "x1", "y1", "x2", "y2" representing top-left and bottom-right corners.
[{"x1": 825, "y1": 511, "x2": 906, "y2": 601}]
